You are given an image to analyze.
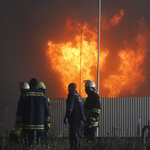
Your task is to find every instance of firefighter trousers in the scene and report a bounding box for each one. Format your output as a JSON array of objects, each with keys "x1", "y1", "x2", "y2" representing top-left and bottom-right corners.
[
  {"x1": 84, "y1": 126, "x2": 97, "y2": 142},
  {"x1": 25, "y1": 130, "x2": 44, "y2": 147},
  {"x1": 69, "y1": 121, "x2": 85, "y2": 150}
]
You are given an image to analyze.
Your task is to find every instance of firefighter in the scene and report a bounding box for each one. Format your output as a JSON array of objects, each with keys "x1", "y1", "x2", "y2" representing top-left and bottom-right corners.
[
  {"x1": 64, "y1": 83, "x2": 85, "y2": 150},
  {"x1": 84, "y1": 80, "x2": 101, "y2": 142},
  {"x1": 9, "y1": 82, "x2": 29, "y2": 144},
  {"x1": 16, "y1": 78, "x2": 50, "y2": 147},
  {"x1": 37, "y1": 81, "x2": 50, "y2": 141}
]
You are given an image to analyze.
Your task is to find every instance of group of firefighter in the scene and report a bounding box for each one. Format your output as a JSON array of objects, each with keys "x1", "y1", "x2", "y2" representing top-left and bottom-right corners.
[{"x1": 11, "y1": 78, "x2": 101, "y2": 150}]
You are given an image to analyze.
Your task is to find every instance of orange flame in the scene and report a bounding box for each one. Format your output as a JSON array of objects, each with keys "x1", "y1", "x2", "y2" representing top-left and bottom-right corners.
[
  {"x1": 109, "y1": 10, "x2": 124, "y2": 26},
  {"x1": 103, "y1": 18, "x2": 149, "y2": 97},
  {"x1": 102, "y1": 9, "x2": 124, "y2": 30},
  {"x1": 47, "y1": 12, "x2": 148, "y2": 98},
  {"x1": 47, "y1": 19, "x2": 108, "y2": 97}
]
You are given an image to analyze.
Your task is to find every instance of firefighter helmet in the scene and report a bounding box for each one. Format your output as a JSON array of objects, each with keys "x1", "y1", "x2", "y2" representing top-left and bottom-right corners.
[
  {"x1": 19, "y1": 82, "x2": 29, "y2": 90},
  {"x1": 37, "y1": 81, "x2": 46, "y2": 90},
  {"x1": 11, "y1": 126, "x2": 22, "y2": 138},
  {"x1": 84, "y1": 80, "x2": 96, "y2": 88}
]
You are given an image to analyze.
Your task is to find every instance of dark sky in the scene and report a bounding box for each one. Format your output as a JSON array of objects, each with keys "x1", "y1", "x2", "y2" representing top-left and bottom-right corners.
[{"x1": 0, "y1": 0, "x2": 150, "y2": 109}]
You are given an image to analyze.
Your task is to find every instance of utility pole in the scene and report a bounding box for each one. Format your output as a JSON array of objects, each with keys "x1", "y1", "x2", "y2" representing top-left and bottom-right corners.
[
  {"x1": 97, "y1": 0, "x2": 101, "y2": 138},
  {"x1": 97, "y1": 0, "x2": 101, "y2": 94}
]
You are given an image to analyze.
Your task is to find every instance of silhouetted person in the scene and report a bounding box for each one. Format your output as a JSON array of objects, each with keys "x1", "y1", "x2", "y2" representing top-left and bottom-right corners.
[{"x1": 64, "y1": 83, "x2": 85, "y2": 150}]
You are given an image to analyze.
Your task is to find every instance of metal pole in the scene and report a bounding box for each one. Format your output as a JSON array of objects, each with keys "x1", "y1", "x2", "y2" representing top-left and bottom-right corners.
[
  {"x1": 97, "y1": 0, "x2": 101, "y2": 95},
  {"x1": 96, "y1": 0, "x2": 101, "y2": 138}
]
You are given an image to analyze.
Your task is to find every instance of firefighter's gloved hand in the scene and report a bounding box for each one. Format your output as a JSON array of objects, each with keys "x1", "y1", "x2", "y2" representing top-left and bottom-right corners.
[
  {"x1": 45, "y1": 124, "x2": 50, "y2": 130},
  {"x1": 86, "y1": 117, "x2": 96, "y2": 128},
  {"x1": 45, "y1": 122, "x2": 50, "y2": 130}
]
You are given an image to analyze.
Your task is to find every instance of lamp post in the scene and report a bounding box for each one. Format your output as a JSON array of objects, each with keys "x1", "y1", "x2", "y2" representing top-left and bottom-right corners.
[
  {"x1": 97, "y1": 0, "x2": 101, "y2": 95},
  {"x1": 97, "y1": 0, "x2": 101, "y2": 137}
]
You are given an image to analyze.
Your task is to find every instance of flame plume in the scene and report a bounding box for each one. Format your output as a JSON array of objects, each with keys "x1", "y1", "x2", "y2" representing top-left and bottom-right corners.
[
  {"x1": 47, "y1": 10, "x2": 148, "y2": 98},
  {"x1": 47, "y1": 19, "x2": 108, "y2": 97},
  {"x1": 103, "y1": 18, "x2": 149, "y2": 97}
]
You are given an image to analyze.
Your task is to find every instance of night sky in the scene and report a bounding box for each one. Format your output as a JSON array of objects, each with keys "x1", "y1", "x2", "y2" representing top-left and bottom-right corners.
[{"x1": 0, "y1": 0, "x2": 150, "y2": 109}]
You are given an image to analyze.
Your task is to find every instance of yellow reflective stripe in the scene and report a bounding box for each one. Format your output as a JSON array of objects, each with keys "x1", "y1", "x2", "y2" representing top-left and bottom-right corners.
[
  {"x1": 85, "y1": 121, "x2": 98, "y2": 127},
  {"x1": 48, "y1": 123, "x2": 50, "y2": 127},
  {"x1": 85, "y1": 109, "x2": 100, "y2": 114},
  {"x1": 47, "y1": 98, "x2": 50, "y2": 109},
  {"x1": 93, "y1": 122, "x2": 98, "y2": 126},
  {"x1": 48, "y1": 98, "x2": 50, "y2": 104},
  {"x1": 46, "y1": 117, "x2": 50, "y2": 121},
  {"x1": 24, "y1": 125, "x2": 44, "y2": 130},
  {"x1": 23, "y1": 92, "x2": 46, "y2": 98},
  {"x1": 91, "y1": 108, "x2": 100, "y2": 113}
]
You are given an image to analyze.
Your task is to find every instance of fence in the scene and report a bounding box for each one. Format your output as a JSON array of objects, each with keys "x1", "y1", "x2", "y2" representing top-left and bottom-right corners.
[
  {"x1": 1, "y1": 97, "x2": 150, "y2": 137},
  {"x1": 50, "y1": 97, "x2": 150, "y2": 137}
]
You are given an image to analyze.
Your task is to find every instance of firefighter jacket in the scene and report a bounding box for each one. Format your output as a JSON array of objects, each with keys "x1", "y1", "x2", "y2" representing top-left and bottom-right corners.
[
  {"x1": 16, "y1": 86, "x2": 50, "y2": 132},
  {"x1": 84, "y1": 90, "x2": 101, "y2": 127},
  {"x1": 65, "y1": 90, "x2": 85, "y2": 124}
]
